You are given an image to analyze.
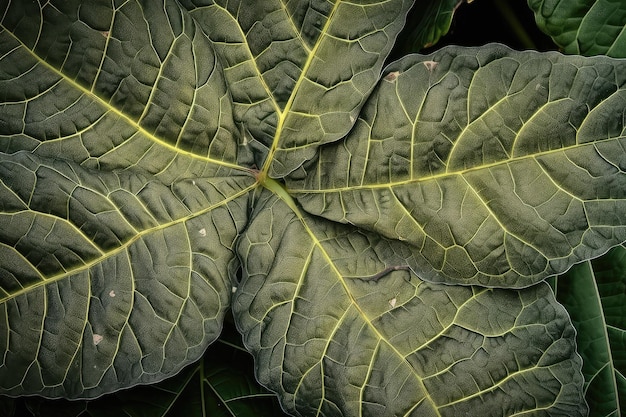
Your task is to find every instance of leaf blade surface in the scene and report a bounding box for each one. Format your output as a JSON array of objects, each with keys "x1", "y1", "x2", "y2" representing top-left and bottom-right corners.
[
  {"x1": 233, "y1": 190, "x2": 587, "y2": 416},
  {"x1": 0, "y1": 0, "x2": 255, "y2": 398},
  {"x1": 287, "y1": 45, "x2": 626, "y2": 287},
  {"x1": 555, "y1": 246, "x2": 626, "y2": 417}
]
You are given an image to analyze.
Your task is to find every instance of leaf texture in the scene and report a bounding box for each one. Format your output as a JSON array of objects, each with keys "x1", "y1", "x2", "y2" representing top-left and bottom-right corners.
[
  {"x1": 0, "y1": 151, "x2": 253, "y2": 398},
  {"x1": 0, "y1": 0, "x2": 255, "y2": 398},
  {"x1": 529, "y1": 0, "x2": 626, "y2": 57},
  {"x1": 0, "y1": 0, "x2": 242, "y2": 170},
  {"x1": 2, "y1": 0, "x2": 626, "y2": 413},
  {"x1": 184, "y1": 0, "x2": 415, "y2": 176},
  {"x1": 287, "y1": 45, "x2": 626, "y2": 287},
  {"x1": 234, "y1": 189, "x2": 587, "y2": 416},
  {"x1": 14, "y1": 328, "x2": 287, "y2": 417}
]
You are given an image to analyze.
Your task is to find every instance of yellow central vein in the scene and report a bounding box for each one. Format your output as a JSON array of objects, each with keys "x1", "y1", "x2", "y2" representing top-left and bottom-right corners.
[
  {"x1": 279, "y1": 0, "x2": 312, "y2": 54},
  {"x1": 0, "y1": 182, "x2": 257, "y2": 304},
  {"x1": 288, "y1": 135, "x2": 621, "y2": 194},
  {"x1": 2, "y1": 24, "x2": 247, "y2": 173},
  {"x1": 273, "y1": 186, "x2": 440, "y2": 414},
  {"x1": 260, "y1": 1, "x2": 341, "y2": 175}
]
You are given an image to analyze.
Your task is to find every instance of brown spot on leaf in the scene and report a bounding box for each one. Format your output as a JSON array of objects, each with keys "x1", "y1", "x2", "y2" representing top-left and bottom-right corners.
[
  {"x1": 383, "y1": 71, "x2": 400, "y2": 82},
  {"x1": 423, "y1": 61, "x2": 437, "y2": 72}
]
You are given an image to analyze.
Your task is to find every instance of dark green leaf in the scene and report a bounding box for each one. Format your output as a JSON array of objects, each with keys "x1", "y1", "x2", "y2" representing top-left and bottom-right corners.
[
  {"x1": 2, "y1": 1, "x2": 626, "y2": 415},
  {"x1": 529, "y1": 0, "x2": 626, "y2": 57},
  {"x1": 555, "y1": 246, "x2": 626, "y2": 417},
  {"x1": 398, "y1": 0, "x2": 462, "y2": 51}
]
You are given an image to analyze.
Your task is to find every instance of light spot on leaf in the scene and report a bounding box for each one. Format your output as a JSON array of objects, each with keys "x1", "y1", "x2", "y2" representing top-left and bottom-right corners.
[
  {"x1": 199, "y1": 228, "x2": 207, "y2": 237},
  {"x1": 109, "y1": 290, "x2": 115, "y2": 297},
  {"x1": 232, "y1": 286, "x2": 238, "y2": 293},
  {"x1": 384, "y1": 71, "x2": 400, "y2": 82},
  {"x1": 100, "y1": 31, "x2": 109, "y2": 38},
  {"x1": 423, "y1": 61, "x2": 437, "y2": 72},
  {"x1": 93, "y1": 334, "x2": 103, "y2": 345},
  {"x1": 389, "y1": 297, "x2": 397, "y2": 308}
]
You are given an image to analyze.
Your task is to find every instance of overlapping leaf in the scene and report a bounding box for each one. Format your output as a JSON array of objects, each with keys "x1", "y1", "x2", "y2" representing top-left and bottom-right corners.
[
  {"x1": 397, "y1": 0, "x2": 463, "y2": 51},
  {"x1": 183, "y1": 0, "x2": 415, "y2": 176},
  {"x1": 529, "y1": 0, "x2": 626, "y2": 57},
  {"x1": 553, "y1": 245, "x2": 626, "y2": 417},
  {"x1": 287, "y1": 45, "x2": 626, "y2": 287},
  {"x1": 234, "y1": 189, "x2": 587, "y2": 416}
]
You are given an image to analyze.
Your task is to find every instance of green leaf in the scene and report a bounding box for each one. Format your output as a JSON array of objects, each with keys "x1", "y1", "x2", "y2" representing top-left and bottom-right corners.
[
  {"x1": 554, "y1": 246, "x2": 626, "y2": 417},
  {"x1": 0, "y1": 0, "x2": 255, "y2": 398},
  {"x1": 529, "y1": 0, "x2": 626, "y2": 57},
  {"x1": 287, "y1": 45, "x2": 626, "y2": 287},
  {"x1": 397, "y1": 0, "x2": 463, "y2": 51},
  {"x1": 234, "y1": 189, "x2": 587, "y2": 416},
  {"x1": 0, "y1": 150, "x2": 254, "y2": 398},
  {"x1": 183, "y1": 0, "x2": 415, "y2": 176}
]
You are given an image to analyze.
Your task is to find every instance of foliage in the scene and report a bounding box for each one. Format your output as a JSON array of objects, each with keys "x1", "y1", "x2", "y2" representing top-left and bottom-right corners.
[{"x1": 1, "y1": 0, "x2": 625, "y2": 416}]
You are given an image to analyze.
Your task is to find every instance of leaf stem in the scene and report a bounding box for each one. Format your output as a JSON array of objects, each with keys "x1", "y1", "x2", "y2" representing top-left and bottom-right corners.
[{"x1": 259, "y1": 175, "x2": 301, "y2": 214}]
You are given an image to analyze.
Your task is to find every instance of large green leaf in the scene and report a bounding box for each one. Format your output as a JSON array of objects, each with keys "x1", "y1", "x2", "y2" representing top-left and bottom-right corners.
[
  {"x1": 287, "y1": 45, "x2": 626, "y2": 287},
  {"x1": 0, "y1": 0, "x2": 254, "y2": 398},
  {"x1": 554, "y1": 246, "x2": 626, "y2": 417},
  {"x1": 0, "y1": 150, "x2": 253, "y2": 398},
  {"x1": 234, "y1": 189, "x2": 586, "y2": 416},
  {"x1": 529, "y1": 0, "x2": 626, "y2": 57},
  {"x1": 2, "y1": 0, "x2": 626, "y2": 415}
]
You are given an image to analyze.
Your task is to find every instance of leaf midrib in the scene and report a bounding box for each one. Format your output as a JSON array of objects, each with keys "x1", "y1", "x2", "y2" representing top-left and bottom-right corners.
[
  {"x1": 260, "y1": 1, "x2": 341, "y2": 175},
  {"x1": 2, "y1": 25, "x2": 249, "y2": 174},
  {"x1": 0, "y1": 182, "x2": 257, "y2": 304},
  {"x1": 286, "y1": 136, "x2": 619, "y2": 193}
]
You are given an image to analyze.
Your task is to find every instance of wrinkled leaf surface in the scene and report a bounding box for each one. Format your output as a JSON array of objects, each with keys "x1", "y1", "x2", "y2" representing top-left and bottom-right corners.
[{"x1": 1, "y1": 0, "x2": 626, "y2": 415}]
